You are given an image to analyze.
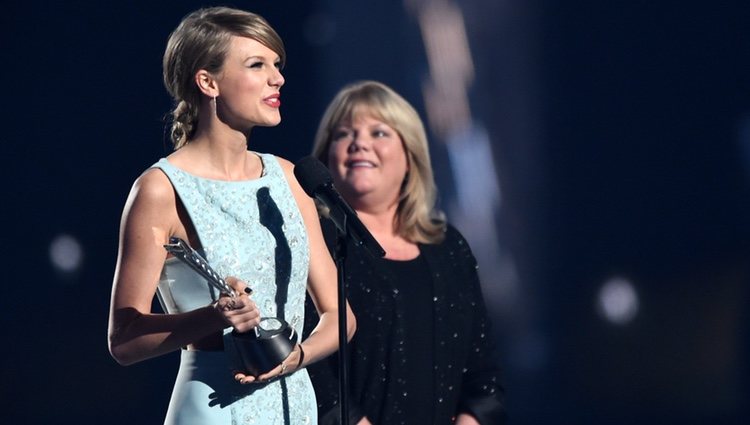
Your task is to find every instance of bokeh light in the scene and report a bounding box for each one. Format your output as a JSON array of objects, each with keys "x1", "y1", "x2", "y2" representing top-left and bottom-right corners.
[
  {"x1": 49, "y1": 233, "x2": 84, "y2": 275},
  {"x1": 596, "y1": 276, "x2": 639, "y2": 325}
]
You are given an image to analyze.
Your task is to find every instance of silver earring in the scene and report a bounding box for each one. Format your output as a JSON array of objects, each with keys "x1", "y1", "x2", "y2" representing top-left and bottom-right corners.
[{"x1": 212, "y1": 96, "x2": 217, "y2": 116}]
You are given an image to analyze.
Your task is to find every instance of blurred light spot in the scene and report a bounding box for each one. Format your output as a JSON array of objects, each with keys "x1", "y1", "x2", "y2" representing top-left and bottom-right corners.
[
  {"x1": 49, "y1": 234, "x2": 83, "y2": 273},
  {"x1": 303, "y1": 12, "x2": 336, "y2": 46},
  {"x1": 446, "y1": 124, "x2": 501, "y2": 211},
  {"x1": 416, "y1": 1, "x2": 474, "y2": 138},
  {"x1": 597, "y1": 276, "x2": 639, "y2": 325}
]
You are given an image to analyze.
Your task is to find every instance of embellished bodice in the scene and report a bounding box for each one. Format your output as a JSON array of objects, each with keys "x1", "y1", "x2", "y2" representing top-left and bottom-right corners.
[{"x1": 154, "y1": 153, "x2": 310, "y2": 331}]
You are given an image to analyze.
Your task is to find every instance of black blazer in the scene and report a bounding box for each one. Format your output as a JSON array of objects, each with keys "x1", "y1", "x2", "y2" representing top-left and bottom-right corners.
[{"x1": 304, "y1": 219, "x2": 506, "y2": 424}]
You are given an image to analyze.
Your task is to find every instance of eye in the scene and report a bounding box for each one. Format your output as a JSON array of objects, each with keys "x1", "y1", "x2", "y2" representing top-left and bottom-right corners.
[
  {"x1": 332, "y1": 129, "x2": 353, "y2": 142},
  {"x1": 274, "y1": 61, "x2": 282, "y2": 69},
  {"x1": 248, "y1": 61, "x2": 263, "y2": 69},
  {"x1": 372, "y1": 129, "x2": 389, "y2": 138}
]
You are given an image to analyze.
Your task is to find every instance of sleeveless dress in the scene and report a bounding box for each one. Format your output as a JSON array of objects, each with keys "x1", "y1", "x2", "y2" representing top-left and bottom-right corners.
[{"x1": 152, "y1": 153, "x2": 317, "y2": 425}]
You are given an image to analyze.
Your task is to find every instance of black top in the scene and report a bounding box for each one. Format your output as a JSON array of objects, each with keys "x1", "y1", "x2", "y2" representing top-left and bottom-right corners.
[
  {"x1": 304, "y1": 219, "x2": 506, "y2": 425},
  {"x1": 379, "y1": 255, "x2": 435, "y2": 424}
]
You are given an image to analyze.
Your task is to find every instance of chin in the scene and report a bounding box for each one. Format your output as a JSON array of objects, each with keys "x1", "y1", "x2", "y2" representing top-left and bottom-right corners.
[
  {"x1": 347, "y1": 182, "x2": 377, "y2": 197},
  {"x1": 253, "y1": 111, "x2": 282, "y2": 127},
  {"x1": 257, "y1": 119, "x2": 282, "y2": 127}
]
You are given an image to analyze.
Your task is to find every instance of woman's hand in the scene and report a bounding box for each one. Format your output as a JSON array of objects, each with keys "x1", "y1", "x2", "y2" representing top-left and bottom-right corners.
[
  {"x1": 235, "y1": 343, "x2": 305, "y2": 384},
  {"x1": 214, "y1": 277, "x2": 260, "y2": 334},
  {"x1": 455, "y1": 413, "x2": 480, "y2": 425}
]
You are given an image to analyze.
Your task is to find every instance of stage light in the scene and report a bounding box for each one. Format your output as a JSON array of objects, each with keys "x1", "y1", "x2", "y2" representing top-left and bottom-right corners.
[
  {"x1": 49, "y1": 233, "x2": 84, "y2": 274},
  {"x1": 596, "y1": 276, "x2": 639, "y2": 325}
]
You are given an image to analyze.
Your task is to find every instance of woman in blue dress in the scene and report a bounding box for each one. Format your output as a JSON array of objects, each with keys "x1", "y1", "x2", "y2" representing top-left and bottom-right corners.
[{"x1": 107, "y1": 7, "x2": 355, "y2": 424}]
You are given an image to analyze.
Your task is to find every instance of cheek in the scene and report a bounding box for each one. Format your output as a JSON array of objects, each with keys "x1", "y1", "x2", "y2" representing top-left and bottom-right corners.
[
  {"x1": 327, "y1": 159, "x2": 349, "y2": 192},
  {"x1": 326, "y1": 147, "x2": 345, "y2": 178},
  {"x1": 382, "y1": 145, "x2": 408, "y2": 170},
  {"x1": 235, "y1": 77, "x2": 262, "y2": 95},
  {"x1": 328, "y1": 143, "x2": 347, "y2": 166},
  {"x1": 392, "y1": 150, "x2": 410, "y2": 183}
]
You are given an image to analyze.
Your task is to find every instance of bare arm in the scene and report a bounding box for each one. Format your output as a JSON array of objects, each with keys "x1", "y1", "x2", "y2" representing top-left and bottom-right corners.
[{"x1": 108, "y1": 169, "x2": 260, "y2": 366}]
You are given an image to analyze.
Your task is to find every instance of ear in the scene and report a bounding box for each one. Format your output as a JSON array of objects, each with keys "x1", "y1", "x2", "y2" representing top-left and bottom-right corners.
[{"x1": 195, "y1": 69, "x2": 219, "y2": 97}]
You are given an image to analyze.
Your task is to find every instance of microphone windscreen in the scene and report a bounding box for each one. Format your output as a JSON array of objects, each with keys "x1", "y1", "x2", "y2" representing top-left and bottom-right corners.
[{"x1": 294, "y1": 156, "x2": 332, "y2": 198}]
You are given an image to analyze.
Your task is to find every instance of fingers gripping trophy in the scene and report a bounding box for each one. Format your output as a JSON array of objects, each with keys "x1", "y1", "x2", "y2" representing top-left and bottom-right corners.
[{"x1": 163, "y1": 237, "x2": 297, "y2": 377}]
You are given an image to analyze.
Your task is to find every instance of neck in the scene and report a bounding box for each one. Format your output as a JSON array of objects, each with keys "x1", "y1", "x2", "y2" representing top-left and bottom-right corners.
[
  {"x1": 182, "y1": 109, "x2": 256, "y2": 180},
  {"x1": 354, "y1": 205, "x2": 399, "y2": 240},
  {"x1": 355, "y1": 206, "x2": 419, "y2": 260},
  {"x1": 352, "y1": 202, "x2": 403, "y2": 244}
]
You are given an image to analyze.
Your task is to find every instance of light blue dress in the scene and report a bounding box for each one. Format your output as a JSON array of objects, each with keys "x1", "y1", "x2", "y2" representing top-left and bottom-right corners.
[{"x1": 152, "y1": 153, "x2": 317, "y2": 425}]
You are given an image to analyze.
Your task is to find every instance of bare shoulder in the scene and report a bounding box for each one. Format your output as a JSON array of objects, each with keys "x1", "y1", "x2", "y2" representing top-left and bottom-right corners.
[
  {"x1": 120, "y1": 168, "x2": 178, "y2": 227},
  {"x1": 130, "y1": 168, "x2": 175, "y2": 205},
  {"x1": 270, "y1": 155, "x2": 318, "y2": 218},
  {"x1": 273, "y1": 155, "x2": 295, "y2": 173},
  {"x1": 273, "y1": 156, "x2": 303, "y2": 190}
]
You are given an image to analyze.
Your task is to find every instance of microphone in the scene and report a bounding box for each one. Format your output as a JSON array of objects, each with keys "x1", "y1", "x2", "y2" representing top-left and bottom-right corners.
[{"x1": 294, "y1": 156, "x2": 385, "y2": 258}]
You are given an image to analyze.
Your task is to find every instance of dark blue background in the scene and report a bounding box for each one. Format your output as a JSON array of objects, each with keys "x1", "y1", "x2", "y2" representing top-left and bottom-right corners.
[{"x1": 3, "y1": 1, "x2": 749, "y2": 423}]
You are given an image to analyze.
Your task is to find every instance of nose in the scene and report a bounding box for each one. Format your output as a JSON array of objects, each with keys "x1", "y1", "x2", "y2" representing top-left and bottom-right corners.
[
  {"x1": 346, "y1": 131, "x2": 370, "y2": 153},
  {"x1": 270, "y1": 67, "x2": 285, "y2": 88}
]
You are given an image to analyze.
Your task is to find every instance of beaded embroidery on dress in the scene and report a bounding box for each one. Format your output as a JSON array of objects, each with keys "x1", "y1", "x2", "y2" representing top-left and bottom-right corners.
[{"x1": 154, "y1": 152, "x2": 316, "y2": 425}]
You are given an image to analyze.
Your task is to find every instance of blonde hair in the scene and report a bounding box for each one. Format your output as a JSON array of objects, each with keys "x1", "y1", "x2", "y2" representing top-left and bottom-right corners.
[
  {"x1": 162, "y1": 7, "x2": 286, "y2": 149},
  {"x1": 312, "y1": 81, "x2": 446, "y2": 244}
]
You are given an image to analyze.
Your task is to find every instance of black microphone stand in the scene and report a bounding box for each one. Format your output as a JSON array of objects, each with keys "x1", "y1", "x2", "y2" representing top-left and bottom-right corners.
[
  {"x1": 334, "y1": 214, "x2": 350, "y2": 425},
  {"x1": 294, "y1": 157, "x2": 385, "y2": 423}
]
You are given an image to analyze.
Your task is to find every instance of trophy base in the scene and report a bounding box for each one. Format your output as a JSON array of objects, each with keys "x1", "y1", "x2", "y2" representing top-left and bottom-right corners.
[{"x1": 232, "y1": 317, "x2": 296, "y2": 376}]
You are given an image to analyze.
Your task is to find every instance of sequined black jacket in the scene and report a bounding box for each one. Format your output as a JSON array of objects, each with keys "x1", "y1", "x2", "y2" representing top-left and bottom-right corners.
[{"x1": 304, "y1": 220, "x2": 507, "y2": 424}]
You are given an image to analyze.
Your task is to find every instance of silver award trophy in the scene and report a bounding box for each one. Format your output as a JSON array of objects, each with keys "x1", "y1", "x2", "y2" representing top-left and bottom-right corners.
[{"x1": 164, "y1": 237, "x2": 296, "y2": 376}]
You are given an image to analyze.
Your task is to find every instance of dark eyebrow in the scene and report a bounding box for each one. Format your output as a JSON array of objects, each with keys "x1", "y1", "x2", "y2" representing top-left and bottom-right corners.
[{"x1": 243, "y1": 54, "x2": 282, "y2": 63}]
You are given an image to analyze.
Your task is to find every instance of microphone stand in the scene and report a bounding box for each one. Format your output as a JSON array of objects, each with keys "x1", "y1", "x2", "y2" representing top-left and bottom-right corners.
[{"x1": 334, "y1": 214, "x2": 350, "y2": 425}]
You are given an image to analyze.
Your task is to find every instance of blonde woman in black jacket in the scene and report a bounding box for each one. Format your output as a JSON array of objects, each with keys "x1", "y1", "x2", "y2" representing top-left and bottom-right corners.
[{"x1": 304, "y1": 81, "x2": 506, "y2": 425}]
